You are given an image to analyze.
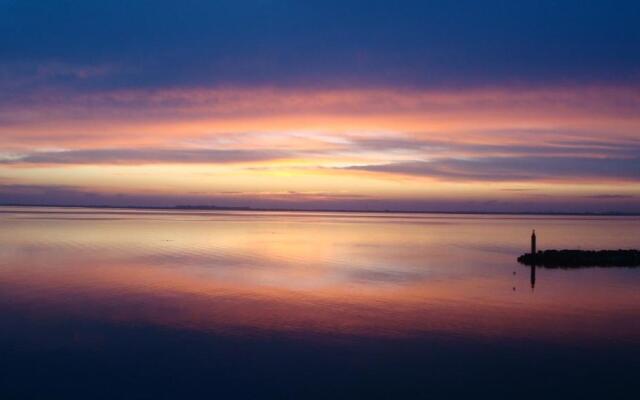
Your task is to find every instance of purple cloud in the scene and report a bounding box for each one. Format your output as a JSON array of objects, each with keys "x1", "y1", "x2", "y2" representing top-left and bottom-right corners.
[
  {"x1": 345, "y1": 156, "x2": 640, "y2": 182},
  {"x1": 2, "y1": 148, "x2": 289, "y2": 165}
]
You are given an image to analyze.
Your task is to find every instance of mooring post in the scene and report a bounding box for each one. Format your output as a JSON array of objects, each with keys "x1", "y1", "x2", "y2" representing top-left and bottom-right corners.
[{"x1": 531, "y1": 229, "x2": 536, "y2": 255}]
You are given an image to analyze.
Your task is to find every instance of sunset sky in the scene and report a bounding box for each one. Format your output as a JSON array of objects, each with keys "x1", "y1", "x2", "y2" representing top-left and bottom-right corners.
[{"x1": 1, "y1": 1, "x2": 639, "y2": 212}]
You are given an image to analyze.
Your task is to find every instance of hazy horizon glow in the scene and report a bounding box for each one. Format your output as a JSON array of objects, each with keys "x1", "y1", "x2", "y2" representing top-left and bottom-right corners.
[{"x1": 2, "y1": 1, "x2": 639, "y2": 212}]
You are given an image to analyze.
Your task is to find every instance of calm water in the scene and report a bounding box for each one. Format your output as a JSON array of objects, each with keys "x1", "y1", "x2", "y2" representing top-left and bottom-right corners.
[{"x1": 1, "y1": 207, "x2": 640, "y2": 399}]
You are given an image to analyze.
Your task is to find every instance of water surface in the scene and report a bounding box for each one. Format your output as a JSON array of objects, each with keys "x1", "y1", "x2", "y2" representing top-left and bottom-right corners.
[{"x1": 1, "y1": 207, "x2": 639, "y2": 398}]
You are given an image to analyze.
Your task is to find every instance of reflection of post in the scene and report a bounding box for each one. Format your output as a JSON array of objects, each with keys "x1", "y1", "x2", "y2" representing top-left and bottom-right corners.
[
  {"x1": 530, "y1": 264, "x2": 536, "y2": 290},
  {"x1": 531, "y1": 229, "x2": 536, "y2": 255},
  {"x1": 527, "y1": 230, "x2": 537, "y2": 291}
]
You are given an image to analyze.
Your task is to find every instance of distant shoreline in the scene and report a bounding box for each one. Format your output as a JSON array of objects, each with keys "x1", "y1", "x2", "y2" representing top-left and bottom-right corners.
[{"x1": 1, "y1": 203, "x2": 639, "y2": 216}]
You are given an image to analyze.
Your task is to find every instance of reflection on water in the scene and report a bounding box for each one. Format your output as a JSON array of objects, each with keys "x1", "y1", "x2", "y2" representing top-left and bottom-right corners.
[
  {"x1": 1, "y1": 207, "x2": 640, "y2": 398},
  {"x1": 531, "y1": 264, "x2": 537, "y2": 289}
]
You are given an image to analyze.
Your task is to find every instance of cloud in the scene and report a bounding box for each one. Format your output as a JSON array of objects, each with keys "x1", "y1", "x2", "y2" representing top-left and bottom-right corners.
[
  {"x1": 350, "y1": 135, "x2": 640, "y2": 158},
  {"x1": 345, "y1": 156, "x2": 640, "y2": 182},
  {"x1": 0, "y1": 184, "x2": 370, "y2": 207},
  {"x1": 2, "y1": 86, "x2": 638, "y2": 154},
  {"x1": 585, "y1": 194, "x2": 636, "y2": 199},
  {"x1": 2, "y1": 148, "x2": 289, "y2": 165}
]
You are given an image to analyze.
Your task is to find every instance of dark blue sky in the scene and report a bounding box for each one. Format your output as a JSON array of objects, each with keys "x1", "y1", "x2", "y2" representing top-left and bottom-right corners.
[{"x1": 2, "y1": 0, "x2": 639, "y2": 92}]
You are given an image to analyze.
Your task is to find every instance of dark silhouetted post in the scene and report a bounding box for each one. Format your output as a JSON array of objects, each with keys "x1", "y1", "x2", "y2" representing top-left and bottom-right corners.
[{"x1": 531, "y1": 229, "x2": 536, "y2": 255}]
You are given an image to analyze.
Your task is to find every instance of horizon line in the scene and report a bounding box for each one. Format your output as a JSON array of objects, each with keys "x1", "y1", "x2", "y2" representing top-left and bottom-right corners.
[{"x1": 1, "y1": 203, "x2": 639, "y2": 217}]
